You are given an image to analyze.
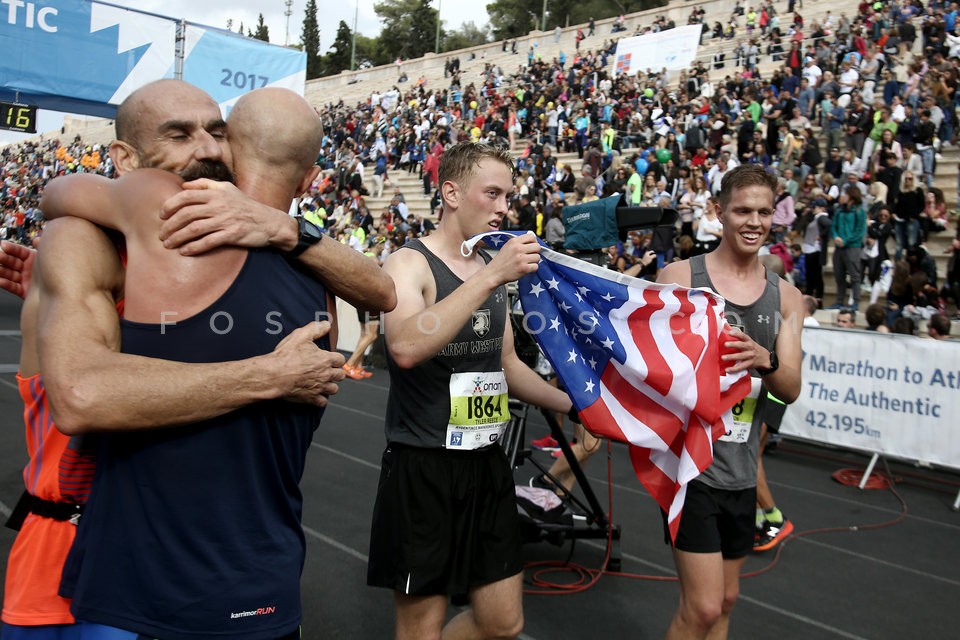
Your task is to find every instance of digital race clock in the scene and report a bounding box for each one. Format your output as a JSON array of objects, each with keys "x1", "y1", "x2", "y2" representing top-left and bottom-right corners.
[{"x1": 0, "y1": 101, "x2": 38, "y2": 134}]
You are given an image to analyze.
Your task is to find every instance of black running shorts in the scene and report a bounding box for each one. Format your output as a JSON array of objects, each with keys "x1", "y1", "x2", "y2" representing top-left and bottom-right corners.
[
  {"x1": 661, "y1": 480, "x2": 756, "y2": 559},
  {"x1": 367, "y1": 443, "x2": 523, "y2": 597}
]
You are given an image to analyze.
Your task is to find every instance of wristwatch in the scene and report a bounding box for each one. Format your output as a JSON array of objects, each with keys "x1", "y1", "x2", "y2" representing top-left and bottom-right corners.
[
  {"x1": 288, "y1": 216, "x2": 323, "y2": 257},
  {"x1": 757, "y1": 349, "x2": 779, "y2": 376}
]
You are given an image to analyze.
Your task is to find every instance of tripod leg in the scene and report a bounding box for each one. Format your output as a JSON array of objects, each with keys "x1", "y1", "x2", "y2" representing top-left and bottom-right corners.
[
  {"x1": 606, "y1": 527, "x2": 622, "y2": 572},
  {"x1": 542, "y1": 410, "x2": 611, "y2": 530},
  {"x1": 501, "y1": 400, "x2": 530, "y2": 469}
]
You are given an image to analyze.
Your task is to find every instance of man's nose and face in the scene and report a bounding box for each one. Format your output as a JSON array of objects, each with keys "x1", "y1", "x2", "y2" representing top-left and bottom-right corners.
[
  {"x1": 836, "y1": 311, "x2": 855, "y2": 328},
  {"x1": 131, "y1": 83, "x2": 235, "y2": 182}
]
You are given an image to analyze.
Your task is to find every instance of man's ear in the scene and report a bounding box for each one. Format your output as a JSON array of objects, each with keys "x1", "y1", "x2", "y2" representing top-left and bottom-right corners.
[
  {"x1": 440, "y1": 180, "x2": 459, "y2": 211},
  {"x1": 109, "y1": 140, "x2": 140, "y2": 176},
  {"x1": 296, "y1": 166, "x2": 322, "y2": 198},
  {"x1": 714, "y1": 200, "x2": 724, "y2": 222}
]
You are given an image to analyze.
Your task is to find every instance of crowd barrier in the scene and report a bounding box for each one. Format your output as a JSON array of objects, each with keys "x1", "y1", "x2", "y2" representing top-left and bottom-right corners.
[{"x1": 781, "y1": 326, "x2": 960, "y2": 507}]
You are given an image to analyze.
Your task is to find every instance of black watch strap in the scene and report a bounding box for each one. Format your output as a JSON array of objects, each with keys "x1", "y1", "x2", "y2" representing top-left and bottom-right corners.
[
  {"x1": 757, "y1": 349, "x2": 779, "y2": 376},
  {"x1": 288, "y1": 216, "x2": 323, "y2": 258}
]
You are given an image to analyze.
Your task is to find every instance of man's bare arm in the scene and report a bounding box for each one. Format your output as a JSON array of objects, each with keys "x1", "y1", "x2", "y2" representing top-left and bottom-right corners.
[
  {"x1": 37, "y1": 218, "x2": 344, "y2": 435},
  {"x1": 40, "y1": 170, "x2": 181, "y2": 241},
  {"x1": 656, "y1": 260, "x2": 692, "y2": 288},
  {"x1": 763, "y1": 282, "x2": 804, "y2": 403},
  {"x1": 158, "y1": 180, "x2": 397, "y2": 312},
  {"x1": 383, "y1": 234, "x2": 541, "y2": 369},
  {"x1": 293, "y1": 233, "x2": 397, "y2": 312}
]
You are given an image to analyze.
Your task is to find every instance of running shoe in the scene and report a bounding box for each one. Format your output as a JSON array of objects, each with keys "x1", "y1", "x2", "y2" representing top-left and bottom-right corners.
[
  {"x1": 343, "y1": 364, "x2": 366, "y2": 380},
  {"x1": 753, "y1": 518, "x2": 794, "y2": 552},
  {"x1": 530, "y1": 435, "x2": 560, "y2": 451}
]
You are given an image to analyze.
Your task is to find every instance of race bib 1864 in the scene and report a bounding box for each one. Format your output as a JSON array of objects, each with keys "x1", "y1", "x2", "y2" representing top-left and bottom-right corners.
[{"x1": 447, "y1": 371, "x2": 509, "y2": 450}]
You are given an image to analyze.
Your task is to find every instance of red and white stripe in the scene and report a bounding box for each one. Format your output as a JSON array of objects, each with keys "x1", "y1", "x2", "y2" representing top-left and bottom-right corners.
[{"x1": 578, "y1": 281, "x2": 751, "y2": 539}]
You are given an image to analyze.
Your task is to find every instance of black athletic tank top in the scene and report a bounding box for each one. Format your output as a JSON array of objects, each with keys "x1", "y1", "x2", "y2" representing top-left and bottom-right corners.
[
  {"x1": 62, "y1": 249, "x2": 329, "y2": 640},
  {"x1": 384, "y1": 240, "x2": 508, "y2": 448},
  {"x1": 690, "y1": 253, "x2": 780, "y2": 490}
]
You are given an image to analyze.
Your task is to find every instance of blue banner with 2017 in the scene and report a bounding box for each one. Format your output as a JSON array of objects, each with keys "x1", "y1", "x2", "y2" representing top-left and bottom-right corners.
[{"x1": 0, "y1": 0, "x2": 305, "y2": 118}]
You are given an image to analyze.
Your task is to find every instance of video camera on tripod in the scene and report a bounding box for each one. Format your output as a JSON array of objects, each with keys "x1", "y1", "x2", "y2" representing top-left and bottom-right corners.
[
  {"x1": 509, "y1": 193, "x2": 678, "y2": 367},
  {"x1": 560, "y1": 192, "x2": 679, "y2": 266}
]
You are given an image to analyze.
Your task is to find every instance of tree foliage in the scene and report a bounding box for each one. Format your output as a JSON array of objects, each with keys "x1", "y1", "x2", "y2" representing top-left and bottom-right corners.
[
  {"x1": 304, "y1": 0, "x2": 669, "y2": 79},
  {"x1": 487, "y1": 0, "x2": 663, "y2": 38},
  {"x1": 321, "y1": 21, "x2": 354, "y2": 76},
  {"x1": 253, "y1": 13, "x2": 270, "y2": 42},
  {"x1": 548, "y1": 0, "x2": 659, "y2": 27},
  {"x1": 486, "y1": 0, "x2": 537, "y2": 40},
  {"x1": 374, "y1": 0, "x2": 438, "y2": 59},
  {"x1": 301, "y1": 0, "x2": 322, "y2": 79},
  {"x1": 355, "y1": 34, "x2": 391, "y2": 68},
  {"x1": 441, "y1": 21, "x2": 490, "y2": 53}
]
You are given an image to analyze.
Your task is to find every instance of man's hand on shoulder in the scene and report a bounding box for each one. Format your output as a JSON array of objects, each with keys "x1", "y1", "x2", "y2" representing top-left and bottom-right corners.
[
  {"x1": 264, "y1": 321, "x2": 345, "y2": 407},
  {"x1": 0, "y1": 240, "x2": 36, "y2": 300},
  {"x1": 159, "y1": 179, "x2": 297, "y2": 256}
]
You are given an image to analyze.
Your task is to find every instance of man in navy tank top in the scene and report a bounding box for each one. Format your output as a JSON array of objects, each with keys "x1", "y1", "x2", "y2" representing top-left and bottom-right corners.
[
  {"x1": 367, "y1": 142, "x2": 575, "y2": 639},
  {"x1": 32, "y1": 83, "x2": 395, "y2": 640},
  {"x1": 656, "y1": 164, "x2": 804, "y2": 640}
]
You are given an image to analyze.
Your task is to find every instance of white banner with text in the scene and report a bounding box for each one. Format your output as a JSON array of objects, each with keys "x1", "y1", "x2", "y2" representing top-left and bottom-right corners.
[
  {"x1": 781, "y1": 328, "x2": 960, "y2": 470},
  {"x1": 612, "y1": 25, "x2": 702, "y2": 75}
]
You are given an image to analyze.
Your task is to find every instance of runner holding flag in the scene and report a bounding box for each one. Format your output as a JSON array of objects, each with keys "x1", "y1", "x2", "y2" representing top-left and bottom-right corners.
[{"x1": 656, "y1": 164, "x2": 803, "y2": 640}]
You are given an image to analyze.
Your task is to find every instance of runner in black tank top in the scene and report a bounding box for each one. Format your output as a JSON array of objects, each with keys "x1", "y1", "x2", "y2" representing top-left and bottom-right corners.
[{"x1": 368, "y1": 143, "x2": 575, "y2": 639}]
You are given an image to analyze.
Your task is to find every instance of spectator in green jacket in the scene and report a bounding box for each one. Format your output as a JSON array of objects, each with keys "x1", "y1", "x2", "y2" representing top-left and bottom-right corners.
[{"x1": 831, "y1": 186, "x2": 867, "y2": 309}]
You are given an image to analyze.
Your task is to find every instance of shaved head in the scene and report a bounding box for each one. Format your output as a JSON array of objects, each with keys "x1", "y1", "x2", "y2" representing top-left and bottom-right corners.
[
  {"x1": 116, "y1": 79, "x2": 221, "y2": 149},
  {"x1": 229, "y1": 88, "x2": 323, "y2": 178}
]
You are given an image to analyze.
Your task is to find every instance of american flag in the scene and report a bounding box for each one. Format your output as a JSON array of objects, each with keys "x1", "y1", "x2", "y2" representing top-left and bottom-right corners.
[{"x1": 463, "y1": 231, "x2": 752, "y2": 540}]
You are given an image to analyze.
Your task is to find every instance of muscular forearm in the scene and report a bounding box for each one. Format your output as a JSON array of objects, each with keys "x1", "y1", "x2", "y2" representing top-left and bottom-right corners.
[
  {"x1": 761, "y1": 365, "x2": 801, "y2": 404},
  {"x1": 764, "y1": 289, "x2": 803, "y2": 403},
  {"x1": 268, "y1": 214, "x2": 395, "y2": 312},
  {"x1": 45, "y1": 349, "x2": 291, "y2": 434},
  {"x1": 297, "y1": 237, "x2": 397, "y2": 312}
]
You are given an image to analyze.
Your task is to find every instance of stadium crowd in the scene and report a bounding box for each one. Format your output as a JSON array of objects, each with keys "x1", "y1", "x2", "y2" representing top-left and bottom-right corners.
[
  {"x1": 1, "y1": 138, "x2": 112, "y2": 245},
  {"x1": 3, "y1": 0, "x2": 959, "y2": 333}
]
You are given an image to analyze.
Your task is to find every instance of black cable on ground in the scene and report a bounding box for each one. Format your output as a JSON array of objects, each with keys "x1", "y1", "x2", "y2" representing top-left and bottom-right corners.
[
  {"x1": 523, "y1": 457, "x2": 911, "y2": 593},
  {"x1": 741, "y1": 470, "x2": 908, "y2": 579},
  {"x1": 522, "y1": 441, "x2": 615, "y2": 595}
]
